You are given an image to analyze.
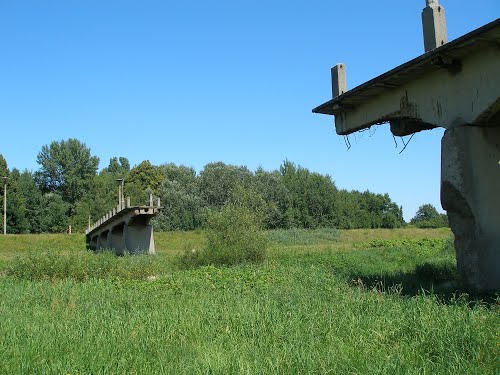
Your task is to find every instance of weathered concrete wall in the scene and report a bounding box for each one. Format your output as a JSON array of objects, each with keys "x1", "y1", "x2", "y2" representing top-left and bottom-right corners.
[{"x1": 441, "y1": 126, "x2": 500, "y2": 292}]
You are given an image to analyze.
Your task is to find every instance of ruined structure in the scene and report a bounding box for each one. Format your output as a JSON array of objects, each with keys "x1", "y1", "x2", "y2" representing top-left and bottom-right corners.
[
  {"x1": 85, "y1": 188, "x2": 160, "y2": 255},
  {"x1": 313, "y1": 2, "x2": 500, "y2": 293}
]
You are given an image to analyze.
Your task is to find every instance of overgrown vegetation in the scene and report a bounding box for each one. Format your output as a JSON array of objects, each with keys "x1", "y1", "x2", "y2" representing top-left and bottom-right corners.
[
  {"x1": 410, "y1": 203, "x2": 449, "y2": 228},
  {"x1": 7, "y1": 250, "x2": 158, "y2": 281},
  {"x1": 179, "y1": 205, "x2": 268, "y2": 267},
  {"x1": 0, "y1": 229, "x2": 497, "y2": 374},
  {"x1": 267, "y1": 227, "x2": 340, "y2": 245}
]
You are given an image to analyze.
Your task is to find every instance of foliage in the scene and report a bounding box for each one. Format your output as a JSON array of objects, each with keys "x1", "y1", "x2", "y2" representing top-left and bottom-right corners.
[
  {"x1": 39, "y1": 193, "x2": 70, "y2": 233},
  {"x1": 180, "y1": 204, "x2": 268, "y2": 267},
  {"x1": 1, "y1": 139, "x2": 420, "y2": 233},
  {"x1": 14, "y1": 170, "x2": 43, "y2": 233},
  {"x1": 154, "y1": 180, "x2": 202, "y2": 231},
  {"x1": 35, "y1": 138, "x2": 99, "y2": 215},
  {"x1": 7, "y1": 251, "x2": 157, "y2": 281},
  {"x1": 198, "y1": 162, "x2": 252, "y2": 208},
  {"x1": 102, "y1": 156, "x2": 130, "y2": 176},
  {"x1": 70, "y1": 173, "x2": 119, "y2": 232},
  {"x1": 153, "y1": 164, "x2": 202, "y2": 231},
  {"x1": 124, "y1": 160, "x2": 163, "y2": 205},
  {"x1": 411, "y1": 204, "x2": 449, "y2": 228}
]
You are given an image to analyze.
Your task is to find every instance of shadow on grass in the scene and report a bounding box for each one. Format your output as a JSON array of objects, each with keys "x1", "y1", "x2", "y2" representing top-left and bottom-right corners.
[{"x1": 347, "y1": 262, "x2": 498, "y2": 306}]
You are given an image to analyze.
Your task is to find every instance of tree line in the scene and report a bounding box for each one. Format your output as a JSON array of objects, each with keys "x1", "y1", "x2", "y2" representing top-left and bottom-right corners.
[{"x1": 0, "y1": 138, "x2": 446, "y2": 234}]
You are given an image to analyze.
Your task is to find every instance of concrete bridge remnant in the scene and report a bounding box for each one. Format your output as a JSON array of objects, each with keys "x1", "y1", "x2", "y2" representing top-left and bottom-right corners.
[
  {"x1": 313, "y1": 2, "x2": 500, "y2": 293},
  {"x1": 86, "y1": 195, "x2": 161, "y2": 255}
]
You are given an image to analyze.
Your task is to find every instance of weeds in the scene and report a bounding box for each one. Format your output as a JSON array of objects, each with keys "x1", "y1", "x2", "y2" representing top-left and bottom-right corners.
[
  {"x1": 180, "y1": 205, "x2": 268, "y2": 267},
  {"x1": 7, "y1": 250, "x2": 158, "y2": 281},
  {"x1": 267, "y1": 227, "x2": 339, "y2": 246},
  {"x1": 0, "y1": 229, "x2": 497, "y2": 374}
]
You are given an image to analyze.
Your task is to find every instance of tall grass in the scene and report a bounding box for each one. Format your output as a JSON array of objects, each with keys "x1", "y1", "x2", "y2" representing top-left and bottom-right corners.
[
  {"x1": 7, "y1": 251, "x2": 159, "y2": 281},
  {"x1": 0, "y1": 229, "x2": 497, "y2": 374},
  {"x1": 267, "y1": 227, "x2": 340, "y2": 246}
]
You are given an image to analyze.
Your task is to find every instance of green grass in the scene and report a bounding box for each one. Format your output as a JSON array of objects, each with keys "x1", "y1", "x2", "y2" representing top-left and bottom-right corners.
[
  {"x1": 267, "y1": 227, "x2": 340, "y2": 246},
  {"x1": 0, "y1": 229, "x2": 498, "y2": 374}
]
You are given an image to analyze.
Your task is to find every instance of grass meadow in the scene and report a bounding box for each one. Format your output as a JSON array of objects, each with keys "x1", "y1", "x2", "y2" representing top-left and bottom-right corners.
[{"x1": 0, "y1": 228, "x2": 498, "y2": 374}]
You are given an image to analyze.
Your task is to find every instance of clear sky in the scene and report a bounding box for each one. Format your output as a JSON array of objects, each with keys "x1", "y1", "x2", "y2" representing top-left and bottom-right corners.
[{"x1": 0, "y1": 0, "x2": 498, "y2": 221}]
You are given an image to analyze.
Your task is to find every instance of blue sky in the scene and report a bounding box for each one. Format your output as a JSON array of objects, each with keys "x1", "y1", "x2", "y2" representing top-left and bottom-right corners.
[{"x1": 0, "y1": 0, "x2": 498, "y2": 221}]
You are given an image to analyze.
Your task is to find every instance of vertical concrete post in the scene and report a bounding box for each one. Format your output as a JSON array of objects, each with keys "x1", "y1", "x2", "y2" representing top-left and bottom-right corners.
[
  {"x1": 422, "y1": 0, "x2": 447, "y2": 52},
  {"x1": 116, "y1": 178, "x2": 124, "y2": 210},
  {"x1": 441, "y1": 126, "x2": 500, "y2": 293},
  {"x1": 2, "y1": 177, "x2": 6, "y2": 235},
  {"x1": 127, "y1": 197, "x2": 131, "y2": 208},
  {"x1": 121, "y1": 180, "x2": 125, "y2": 209},
  {"x1": 124, "y1": 220, "x2": 155, "y2": 255},
  {"x1": 149, "y1": 193, "x2": 153, "y2": 206},
  {"x1": 331, "y1": 64, "x2": 346, "y2": 98}
]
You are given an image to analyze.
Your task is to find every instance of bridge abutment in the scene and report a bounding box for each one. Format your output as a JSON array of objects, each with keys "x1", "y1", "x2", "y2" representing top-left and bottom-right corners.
[{"x1": 441, "y1": 126, "x2": 500, "y2": 292}]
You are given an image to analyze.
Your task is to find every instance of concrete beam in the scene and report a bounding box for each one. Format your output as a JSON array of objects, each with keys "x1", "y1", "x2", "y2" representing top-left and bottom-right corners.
[
  {"x1": 313, "y1": 20, "x2": 500, "y2": 136},
  {"x1": 332, "y1": 46, "x2": 499, "y2": 135}
]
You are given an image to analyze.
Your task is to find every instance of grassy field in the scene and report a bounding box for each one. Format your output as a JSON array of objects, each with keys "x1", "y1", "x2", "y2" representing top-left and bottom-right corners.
[{"x1": 0, "y1": 228, "x2": 498, "y2": 374}]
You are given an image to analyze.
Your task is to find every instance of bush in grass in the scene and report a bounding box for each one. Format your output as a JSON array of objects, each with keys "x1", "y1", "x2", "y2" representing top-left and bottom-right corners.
[{"x1": 180, "y1": 204, "x2": 268, "y2": 267}]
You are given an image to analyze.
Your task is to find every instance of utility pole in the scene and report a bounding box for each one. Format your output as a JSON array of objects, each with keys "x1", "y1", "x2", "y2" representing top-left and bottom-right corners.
[{"x1": 2, "y1": 177, "x2": 7, "y2": 235}]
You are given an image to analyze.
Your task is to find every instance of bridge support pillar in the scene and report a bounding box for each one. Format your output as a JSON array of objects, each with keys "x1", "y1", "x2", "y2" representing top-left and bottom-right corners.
[
  {"x1": 111, "y1": 224, "x2": 126, "y2": 255},
  {"x1": 441, "y1": 126, "x2": 500, "y2": 293},
  {"x1": 124, "y1": 223, "x2": 155, "y2": 255}
]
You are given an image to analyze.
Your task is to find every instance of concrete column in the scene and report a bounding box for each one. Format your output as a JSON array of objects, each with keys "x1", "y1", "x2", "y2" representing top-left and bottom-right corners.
[
  {"x1": 124, "y1": 223, "x2": 155, "y2": 254},
  {"x1": 441, "y1": 126, "x2": 500, "y2": 293},
  {"x1": 111, "y1": 224, "x2": 126, "y2": 255},
  {"x1": 106, "y1": 231, "x2": 112, "y2": 249},
  {"x1": 422, "y1": 0, "x2": 447, "y2": 52},
  {"x1": 331, "y1": 64, "x2": 346, "y2": 98}
]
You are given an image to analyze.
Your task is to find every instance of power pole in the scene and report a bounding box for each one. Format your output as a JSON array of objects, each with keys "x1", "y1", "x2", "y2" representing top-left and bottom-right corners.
[{"x1": 2, "y1": 177, "x2": 7, "y2": 235}]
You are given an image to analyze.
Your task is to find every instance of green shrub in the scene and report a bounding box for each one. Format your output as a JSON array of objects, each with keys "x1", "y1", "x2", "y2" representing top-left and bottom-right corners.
[{"x1": 179, "y1": 205, "x2": 268, "y2": 267}]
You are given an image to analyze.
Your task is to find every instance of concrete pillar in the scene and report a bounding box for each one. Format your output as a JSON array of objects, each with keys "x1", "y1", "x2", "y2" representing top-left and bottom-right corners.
[
  {"x1": 111, "y1": 224, "x2": 126, "y2": 255},
  {"x1": 422, "y1": 0, "x2": 447, "y2": 52},
  {"x1": 106, "y1": 231, "x2": 112, "y2": 249},
  {"x1": 124, "y1": 223, "x2": 155, "y2": 254},
  {"x1": 331, "y1": 64, "x2": 346, "y2": 98},
  {"x1": 441, "y1": 126, "x2": 500, "y2": 293}
]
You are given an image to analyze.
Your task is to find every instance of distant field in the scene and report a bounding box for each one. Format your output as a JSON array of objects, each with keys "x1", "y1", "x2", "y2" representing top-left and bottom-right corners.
[{"x1": 0, "y1": 228, "x2": 498, "y2": 374}]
